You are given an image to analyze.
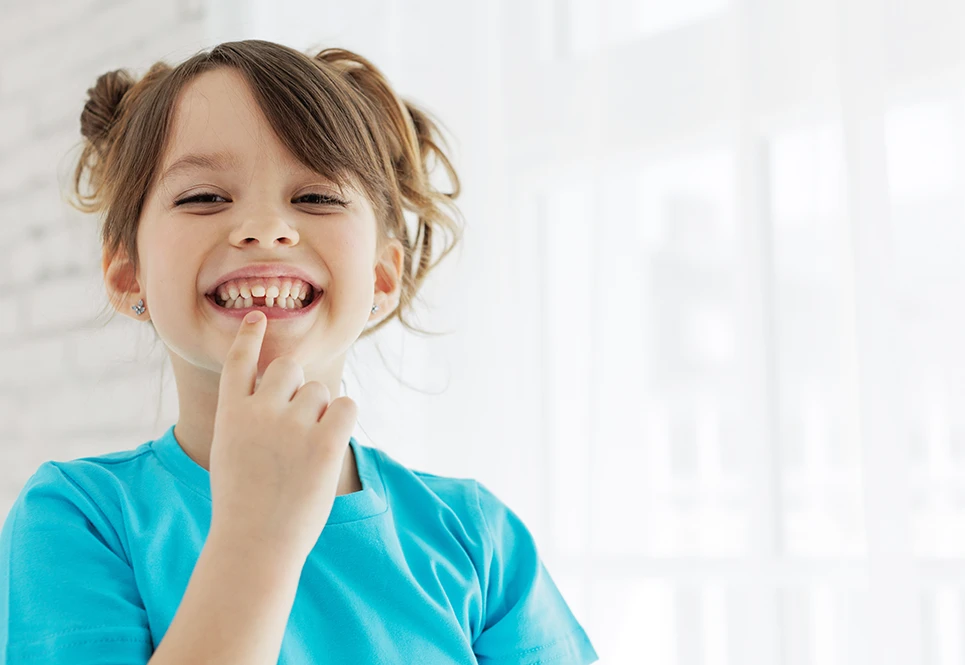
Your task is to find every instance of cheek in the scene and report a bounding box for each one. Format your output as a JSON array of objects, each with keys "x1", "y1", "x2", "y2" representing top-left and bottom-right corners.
[
  {"x1": 324, "y1": 226, "x2": 373, "y2": 275},
  {"x1": 139, "y1": 228, "x2": 206, "y2": 297},
  {"x1": 317, "y1": 236, "x2": 377, "y2": 307}
]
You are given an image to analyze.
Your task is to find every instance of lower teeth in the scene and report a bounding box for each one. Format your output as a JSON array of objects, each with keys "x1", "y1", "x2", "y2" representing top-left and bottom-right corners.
[{"x1": 215, "y1": 294, "x2": 314, "y2": 309}]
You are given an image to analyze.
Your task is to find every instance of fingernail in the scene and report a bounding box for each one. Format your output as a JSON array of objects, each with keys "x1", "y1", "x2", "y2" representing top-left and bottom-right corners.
[{"x1": 244, "y1": 311, "x2": 260, "y2": 324}]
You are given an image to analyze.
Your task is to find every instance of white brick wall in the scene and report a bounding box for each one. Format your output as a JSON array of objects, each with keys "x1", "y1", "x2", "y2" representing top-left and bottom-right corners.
[{"x1": 0, "y1": 0, "x2": 207, "y2": 516}]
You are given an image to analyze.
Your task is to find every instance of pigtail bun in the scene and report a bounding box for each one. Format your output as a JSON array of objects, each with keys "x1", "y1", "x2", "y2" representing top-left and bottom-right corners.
[
  {"x1": 71, "y1": 63, "x2": 171, "y2": 216},
  {"x1": 80, "y1": 69, "x2": 136, "y2": 150}
]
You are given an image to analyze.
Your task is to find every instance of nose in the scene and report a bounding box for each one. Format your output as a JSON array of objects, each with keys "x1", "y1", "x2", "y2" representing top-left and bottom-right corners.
[{"x1": 229, "y1": 212, "x2": 300, "y2": 247}]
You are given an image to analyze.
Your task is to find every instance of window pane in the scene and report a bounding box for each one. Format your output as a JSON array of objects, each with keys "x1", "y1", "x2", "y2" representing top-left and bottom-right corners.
[
  {"x1": 920, "y1": 588, "x2": 965, "y2": 665},
  {"x1": 781, "y1": 586, "x2": 870, "y2": 665},
  {"x1": 590, "y1": 149, "x2": 753, "y2": 558},
  {"x1": 885, "y1": 97, "x2": 965, "y2": 558},
  {"x1": 544, "y1": 184, "x2": 594, "y2": 557},
  {"x1": 769, "y1": 125, "x2": 866, "y2": 558}
]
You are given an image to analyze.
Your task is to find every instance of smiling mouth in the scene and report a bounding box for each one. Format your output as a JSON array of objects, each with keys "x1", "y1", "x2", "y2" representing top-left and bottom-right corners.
[{"x1": 208, "y1": 285, "x2": 318, "y2": 310}]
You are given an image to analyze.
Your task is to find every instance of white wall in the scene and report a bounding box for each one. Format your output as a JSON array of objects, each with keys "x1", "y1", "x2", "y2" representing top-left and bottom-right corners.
[{"x1": 0, "y1": 1, "x2": 215, "y2": 502}]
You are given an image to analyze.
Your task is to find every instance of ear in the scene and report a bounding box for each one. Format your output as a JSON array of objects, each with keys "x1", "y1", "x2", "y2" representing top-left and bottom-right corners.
[
  {"x1": 102, "y1": 245, "x2": 146, "y2": 320},
  {"x1": 373, "y1": 238, "x2": 404, "y2": 315}
]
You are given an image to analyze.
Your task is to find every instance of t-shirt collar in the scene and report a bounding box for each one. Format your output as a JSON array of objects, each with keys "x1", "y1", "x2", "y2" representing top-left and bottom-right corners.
[{"x1": 151, "y1": 423, "x2": 387, "y2": 524}]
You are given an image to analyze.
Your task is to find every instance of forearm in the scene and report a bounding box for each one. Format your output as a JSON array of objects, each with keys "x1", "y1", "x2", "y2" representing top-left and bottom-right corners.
[{"x1": 148, "y1": 528, "x2": 306, "y2": 665}]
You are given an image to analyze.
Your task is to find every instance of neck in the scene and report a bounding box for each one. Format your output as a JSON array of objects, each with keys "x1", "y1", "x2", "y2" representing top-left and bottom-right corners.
[{"x1": 167, "y1": 351, "x2": 363, "y2": 496}]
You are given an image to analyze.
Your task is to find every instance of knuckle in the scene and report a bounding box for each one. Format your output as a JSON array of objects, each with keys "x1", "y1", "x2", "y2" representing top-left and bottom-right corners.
[
  {"x1": 320, "y1": 396, "x2": 355, "y2": 424},
  {"x1": 269, "y1": 355, "x2": 302, "y2": 374},
  {"x1": 328, "y1": 396, "x2": 352, "y2": 414},
  {"x1": 341, "y1": 398, "x2": 359, "y2": 421},
  {"x1": 299, "y1": 380, "x2": 330, "y2": 398},
  {"x1": 291, "y1": 382, "x2": 328, "y2": 422}
]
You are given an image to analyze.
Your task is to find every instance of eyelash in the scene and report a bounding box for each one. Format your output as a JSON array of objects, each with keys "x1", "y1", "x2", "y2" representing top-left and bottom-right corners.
[{"x1": 174, "y1": 192, "x2": 349, "y2": 207}]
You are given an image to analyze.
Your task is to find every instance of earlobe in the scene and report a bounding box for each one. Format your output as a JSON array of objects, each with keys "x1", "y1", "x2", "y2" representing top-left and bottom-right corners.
[{"x1": 102, "y1": 247, "x2": 145, "y2": 318}]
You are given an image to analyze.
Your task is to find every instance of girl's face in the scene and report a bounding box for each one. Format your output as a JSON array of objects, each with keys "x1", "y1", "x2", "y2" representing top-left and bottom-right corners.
[{"x1": 131, "y1": 66, "x2": 402, "y2": 382}]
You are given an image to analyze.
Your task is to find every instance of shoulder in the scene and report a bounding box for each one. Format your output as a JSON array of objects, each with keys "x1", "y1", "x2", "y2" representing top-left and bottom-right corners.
[
  {"x1": 366, "y1": 446, "x2": 531, "y2": 554},
  {"x1": 370, "y1": 445, "x2": 482, "y2": 510},
  {"x1": 2, "y1": 438, "x2": 159, "y2": 558},
  {"x1": 41, "y1": 438, "x2": 156, "y2": 495},
  {"x1": 366, "y1": 445, "x2": 492, "y2": 539}
]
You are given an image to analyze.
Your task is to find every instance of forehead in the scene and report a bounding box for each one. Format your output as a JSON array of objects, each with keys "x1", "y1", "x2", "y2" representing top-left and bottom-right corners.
[{"x1": 158, "y1": 69, "x2": 302, "y2": 182}]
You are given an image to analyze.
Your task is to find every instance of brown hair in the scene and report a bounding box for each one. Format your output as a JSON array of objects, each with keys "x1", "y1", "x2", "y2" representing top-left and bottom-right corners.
[{"x1": 68, "y1": 39, "x2": 463, "y2": 344}]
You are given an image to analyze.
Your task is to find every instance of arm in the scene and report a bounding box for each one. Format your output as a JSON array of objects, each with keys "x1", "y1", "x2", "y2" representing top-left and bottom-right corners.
[{"x1": 148, "y1": 528, "x2": 306, "y2": 665}]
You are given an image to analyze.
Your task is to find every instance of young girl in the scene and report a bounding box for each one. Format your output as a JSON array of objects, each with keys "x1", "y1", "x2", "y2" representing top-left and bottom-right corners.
[{"x1": 0, "y1": 40, "x2": 598, "y2": 664}]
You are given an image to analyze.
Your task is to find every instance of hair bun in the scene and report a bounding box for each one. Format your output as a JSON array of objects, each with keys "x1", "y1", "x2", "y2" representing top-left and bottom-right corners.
[{"x1": 80, "y1": 69, "x2": 135, "y2": 146}]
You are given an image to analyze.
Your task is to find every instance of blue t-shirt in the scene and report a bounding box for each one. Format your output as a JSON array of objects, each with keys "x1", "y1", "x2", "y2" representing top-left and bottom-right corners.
[{"x1": 0, "y1": 424, "x2": 598, "y2": 664}]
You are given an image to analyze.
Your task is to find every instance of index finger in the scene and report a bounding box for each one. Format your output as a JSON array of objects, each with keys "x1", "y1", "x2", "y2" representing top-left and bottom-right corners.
[{"x1": 218, "y1": 310, "x2": 266, "y2": 403}]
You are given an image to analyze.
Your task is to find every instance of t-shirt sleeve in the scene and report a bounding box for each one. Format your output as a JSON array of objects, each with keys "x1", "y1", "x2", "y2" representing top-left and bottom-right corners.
[
  {"x1": 471, "y1": 480, "x2": 599, "y2": 665},
  {"x1": 0, "y1": 462, "x2": 154, "y2": 664}
]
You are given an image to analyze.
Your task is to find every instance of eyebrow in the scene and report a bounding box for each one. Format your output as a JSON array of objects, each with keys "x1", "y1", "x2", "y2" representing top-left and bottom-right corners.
[{"x1": 159, "y1": 151, "x2": 244, "y2": 184}]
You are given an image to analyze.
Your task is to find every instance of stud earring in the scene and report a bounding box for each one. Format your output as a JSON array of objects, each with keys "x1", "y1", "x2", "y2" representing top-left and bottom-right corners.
[
  {"x1": 132, "y1": 299, "x2": 146, "y2": 315},
  {"x1": 371, "y1": 304, "x2": 378, "y2": 314}
]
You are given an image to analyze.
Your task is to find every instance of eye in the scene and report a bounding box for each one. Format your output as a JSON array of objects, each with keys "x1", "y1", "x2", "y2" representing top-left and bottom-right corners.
[
  {"x1": 174, "y1": 192, "x2": 350, "y2": 207},
  {"x1": 298, "y1": 192, "x2": 349, "y2": 207},
  {"x1": 174, "y1": 192, "x2": 226, "y2": 206}
]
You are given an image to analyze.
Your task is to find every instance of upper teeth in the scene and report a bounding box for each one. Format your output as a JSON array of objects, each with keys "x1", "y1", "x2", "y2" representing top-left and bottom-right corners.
[{"x1": 214, "y1": 277, "x2": 315, "y2": 309}]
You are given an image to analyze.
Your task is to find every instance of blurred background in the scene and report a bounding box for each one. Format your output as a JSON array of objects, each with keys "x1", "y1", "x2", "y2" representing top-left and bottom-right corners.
[{"x1": 1, "y1": 0, "x2": 963, "y2": 662}]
